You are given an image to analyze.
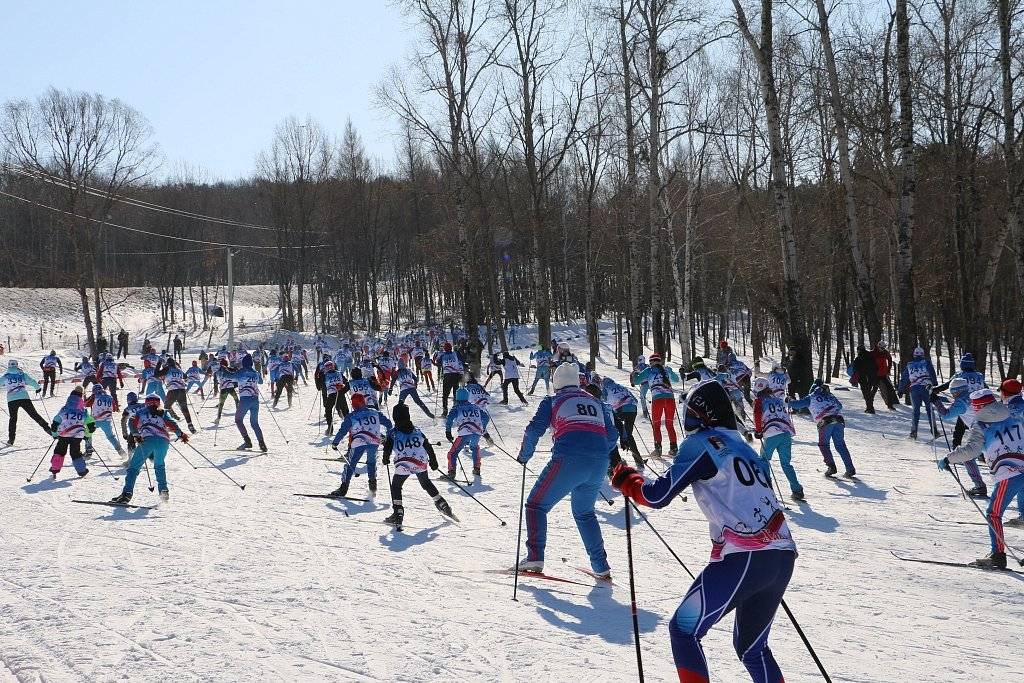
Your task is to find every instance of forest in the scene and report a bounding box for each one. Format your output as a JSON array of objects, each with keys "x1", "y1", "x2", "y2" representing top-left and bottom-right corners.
[{"x1": 1, "y1": 0, "x2": 1022, "y2": 396}]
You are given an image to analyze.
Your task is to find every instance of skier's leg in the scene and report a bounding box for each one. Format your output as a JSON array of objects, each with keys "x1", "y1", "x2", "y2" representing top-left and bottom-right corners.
[
  {"x1": 501, "y1": 378, "x2": 510, "y2": 403},
  {"x1": 732, "y1": 551, "x2": 794, "y2": 682},
  {"x1": 323, "y1": 393, "x2": 336, "y2": 431},
  {"x1": 513, "y1": 378, "x2": 526, "y2": 402},
  {"x1": 651, "y1": 397, "x2": 665, "y2": 448},
  {"x1": 248, "y1": 399, "x2": 265, "y2": 445},
  {"x1": 818, "y1": 425, "x2": 836, "y2": 469},
  {"x1": 524, "y1": 458, "x2": 569, "y2": 565},
  {"x1": 342, "y1": 446, "x2": 365, "y2": 484},
  {"x1": 410, "y1": 390, "x2": 433, "y2": 417},
  {"x1": 987, "y1": 476, "x2": 1024, "y2": 554},
  {"x1": 50, "y1": 438, "x2": 69, "y2": 475},
  {"x1": 776, "y1": 435, "x2": 802, "y2": 494},
  {"x1": 390, "y1": 473, "x2": 409, "y2": 510},
  {"x1": 569, "y1": 459, "x2": 610, "y2": 573},
  {"x1": 832, "y1": 423, "x2": 855, "y2": 472},
  {"x1": 662, "y1": 398, "x2": 678, "y2": 447},
  {"x1": 98, "y1": 420, "x2": 122, "y2": 452},
  {"x1": 152, "y1": 440, "x2": 170, "y2": 493},
  {"x1": 121, "y1": 440, "x2": 152, "y2": 495},
  {"x1": 235, "y1": 400, "x2": 251, "y2": 445},
  {"x1": 365, "y1": 445, "x2": 379, "y2": 480},
  {"x1": 446, "y1": 436, "x2": 463, "y2": 473},
  {"x1": 416, "y1": 471, "x2": 440, "y2": 497}
]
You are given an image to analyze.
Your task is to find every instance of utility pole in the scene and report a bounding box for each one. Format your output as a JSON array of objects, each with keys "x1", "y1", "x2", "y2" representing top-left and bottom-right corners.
[{"x1": 227, "y1": 248, "x2": 235, "y2": 351}]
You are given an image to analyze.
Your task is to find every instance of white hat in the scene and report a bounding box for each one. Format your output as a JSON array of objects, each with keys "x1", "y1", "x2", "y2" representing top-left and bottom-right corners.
[{"x1": 553, "y1": 363, "x2": 579, "y2": 392}]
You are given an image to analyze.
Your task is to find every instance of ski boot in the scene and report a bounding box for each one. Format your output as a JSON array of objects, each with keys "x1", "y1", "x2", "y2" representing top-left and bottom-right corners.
[
  {"x1": 434, "y1": 496, "x2": 457, "y2": 521},
  {"x1": 824, "y1": 464, "x2": 838, "y2": 477},
  {"x1": 472, "y1": 466, "x2": 481, "y2": 477},
  {"x1": 258, "y1": 442, "x2": 268, "y2": 453},
  {"x1": 1004, "y1": 517, "x2": 1024, "y2": 529},
  {"x1": 159, "y1": 490, "x2": 169, "y2": 503},
  {"x1": 446, "y1": 468, "x2": 456, "y2": 480},
  {"x1": 971, "y1": 551, "x2": 1007, "y2": 570},
  {"x1": 668, "y1": 443, "x2": 678, "y2": 457},
  {"x1": 188, "y1": 423, "x2": 197, "y2": 434},
  {"x1": 110, "y1": 492, "x2": 132, "y2": 505},
  {"x1": 5, "y1": 439, "x2": 13, "y2": 447},
  {"x1": 329, "y1": 481, "x2": 349, "y2": 498},
  {"x1": 77, "y1": 468, "x2": 89, "y2": 478},
  {"x1": 651, "y1": 444, "x2": 663, "y2": 459},
  {"x1": 966, "y1": 484, "x2": 988, "y2": 498},
  {"x1": 383, "y1": 506, "x2": 405, "y2": 529},
  {"x1": 368, "y1": 477, "x2": 378, "y2": 497},
  {"x1": 325, "y1": 425, "x2": 334, "y2": 436},
  {"x1": 591, "y1": 568, "x2": 613, "y2": 580},
  {"x1": 238, "y1": 442, "x2": 253, "y2": 450},
  {"x1": 909, "y1": 431, "x2": 917, "y2": 440},
  {"x1": 513, "y1": 558, "x2": 544, "y2": 574},
  {"x1": 791, "y1": 489, "x2": 805, "y2": 501},
  {"x1": 864, "y1": 407, "x2": 876, "y2": 415},
  {"x1": 844, "y1": 467, "x2": 857, "y2": 478}
]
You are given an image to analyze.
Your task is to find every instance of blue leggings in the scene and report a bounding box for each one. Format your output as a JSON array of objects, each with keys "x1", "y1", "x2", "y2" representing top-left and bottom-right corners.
[
  {"x1": 988, "y1": 475, "x2": 1024, "y2": 553},
  {"x1": 124, "y1": 438, "x2": 169, "y2": 494},
  {"x1": 670, "y1": 550, "x2": 794, "y2": 682},
  {"x1": 342, "y1": 444, "x2": 378, "y2": 482},
  {"x1": 818, "y1": 422, "x2": 854, "y2": 471},
  {"x1": 910, "y1": 385, "x2": 933, "y2": 434},
  {"x1": 235, "y1": 397, "x2": 264, "y2": 445},
  {"x1": 524, "y1": 456, "x2": 609, "y2": 573},
  {"x1": 398, "y1": 388, "x2": 433, "y2": 417},
  {"x1": 760, "y1": 433, "x2": 802, "y2": 494},
  {"x1": 447, "y1": 434, "x2": 481, "y2": 471},
  {"x1": 529, "y1": 368, "x2": 550, "y2": 394}
]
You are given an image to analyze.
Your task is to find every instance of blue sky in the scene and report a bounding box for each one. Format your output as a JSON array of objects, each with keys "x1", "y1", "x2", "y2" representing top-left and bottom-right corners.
[{"x1": 1, "y1": 1, "x2": 413, "y2": 180}]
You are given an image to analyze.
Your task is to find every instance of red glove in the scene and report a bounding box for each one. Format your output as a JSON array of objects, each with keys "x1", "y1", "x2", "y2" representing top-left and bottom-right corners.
[
  {"x1": 610, "y1": 462, "x2": 645, "y2": 501},
  {"x1": 179, "y1": 433, "x2": 190, "y2": 444}
]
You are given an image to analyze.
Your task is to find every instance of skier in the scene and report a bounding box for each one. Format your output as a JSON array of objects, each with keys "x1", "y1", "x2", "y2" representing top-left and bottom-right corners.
[
  {"x1": 321, "y1": 360, "x2": 347, "y2": 435},
  {"x1": 330, "y1": 393, "x2": 394, "y2": 498},
  {"x1": 515, "y1": 363, "x2": 618, "y2": 579},
  {"x1": 172, "y1": 334, "x2": 183, "y2": 363},
  {"x1": 870, "y1": 340, "x2": 898, "y2": 409},
  {"x1": 111, "y1": 393, "x2": 189, "y2": 504},
  {"x1": 789, "y1": 381, "x2": 857, "y2": 477},
  {"x1": 682, "y1": 357, "x2": 716, "y2": 384},
  {"x1": 116, "y1": 329, "x2": 129, "y2": 359},
  {"x1": 84, "y1": 384, "x2": 125, "y2": 457},
  {"x1": 849, "y1": 345, "x2": 878, "y2": 413},
  {"x1": 716, "y1": 339, "x2": 736, "y2": 367},
  {"x1": 214, "y1": 359, "x2": 240, "y2": 421},
  {"x1": 765, "y1": 360, "x2": 789, "y2": 399},
  {"x1": 610, "y1": 379, "x2": 797, "y2": 683},
  {"x1": 2, "y1": 359, "x2": 50, "y2": 445},
  {"x1": 347, "y1": 367, "x2": 382, "y2": 409},
  {"x1": 528, "y1": 344, "x2": 553, "y2": 396},
  {"x1": 626, "y1": 356, "x2": 651, "y2": 419},
  {"x1": 484, "y1": 353, "x2": 503, "y2": 389},
  {"x1": 185, "y1": 360, "x2": 206, "y2": 398},
  {"x1": 500, "y1": 352, "x2": 528, "y2": 405},
  {"x1": 998, "y1": 379, "x2": 1024, "y2": 528},
  {"x1": 715, "y1": 363, "x2": 752, "y2": 440},
  {"x1": 634, "y1": 354, "x2": 681, "y2": 457},
  {"x1": 161, "y1": 359, "x2": 196, "y2": 432},
  {"x1": 942, "y1": 388, "x2": 1024, "y2": 569},
  {"x1": 119, "y1": 392, "x2": 146, "y2": 462},
  {"x1": 753, "y1": 377, "x2": 804, "y2": 500},
  {"x1": 437, "y1": 342, "x2": 465, "y2": 417},
  {"x1": 381, "y1": 403, "x2": 455, "y2": 528},
  {"x1": 418, "y1": 352, "x2": 436, "y2": 393},
  {"x1": 232, "y1": 355, "x2": 267, "y2": 452},
  {"x1": 931, "y1": 377, "x2": 988, "y2": 497},
  {"x1": 464, "y1": 373, "x2": 491, "y2": 410},
  {"x1": 39, "y1": 350, "x2": 62, "y2": 397},
  {"x1": 601, "y1": 376, "x2": 644, "y2": 470},
  {"x1": 898, "y1": 346, "x2": 938, "y2": 440},
  {"x1": 49, "y1": 386, "x2": 94, "y2": 479},
  {"x1": 388, "y1": 360, "x2": 434, "y2": 418},
  {"x1": 76, "y1": 356, "x2": 96, "y2": 389},
  {"x1": 444, "y1": 387, "x2": 490, "y2": 478},
  {"x1": 272, "y1": 354, "x2": 297, "y2": 407}
]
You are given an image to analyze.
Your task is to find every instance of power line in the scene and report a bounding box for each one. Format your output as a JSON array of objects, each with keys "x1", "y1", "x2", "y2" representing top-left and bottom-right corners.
[
  {"x1": 0, "y1": 189, "x2": 330, "y2": 262},
  {"x1": 3, "y1": 163, "x2": 327, "y2": 235}
]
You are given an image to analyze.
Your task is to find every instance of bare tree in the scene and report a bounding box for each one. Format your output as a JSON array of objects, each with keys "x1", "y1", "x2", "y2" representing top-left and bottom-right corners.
[{"x1": 0, "y1": 87, "x2": 157, "y2": 354}]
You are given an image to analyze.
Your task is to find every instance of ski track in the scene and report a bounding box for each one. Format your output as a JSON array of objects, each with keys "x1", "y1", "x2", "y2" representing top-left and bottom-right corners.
[{"x1": 1, "y1": 318, "x2": 1021, "y2": 681}]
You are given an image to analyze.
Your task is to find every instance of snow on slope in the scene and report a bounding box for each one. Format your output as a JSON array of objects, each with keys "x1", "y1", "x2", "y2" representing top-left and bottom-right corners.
[{"x1": 0, "y1": 317, "x2": 1021, "y2": 682}]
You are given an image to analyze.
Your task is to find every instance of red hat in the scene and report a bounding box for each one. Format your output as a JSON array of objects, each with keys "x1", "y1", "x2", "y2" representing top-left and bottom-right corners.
[
  {"x1": 351, "y1": 393, "x2": 366, "y2": 410},
  {"x1": 648, "y1": 353, "x2": 662, "y2": 364},
  {"x1": 443, "y1": 342, "x2": 453, "y2": 352},
  {"x1": 971, "y1": 389, "x2": 997, "y2": 411},
  {"x1": 719, "y1": 340, "x2": 728, "y2": 349},
  {"x1": 999, "y1": 378, "x2": 1022, "y2": 397}
]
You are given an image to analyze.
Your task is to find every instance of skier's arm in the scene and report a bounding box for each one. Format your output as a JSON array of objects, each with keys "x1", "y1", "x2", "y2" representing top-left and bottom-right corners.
[
  {"x1": 382, "y1": 435, "x2": 394, "y2": 463},
  {"x1": 444, "y1": 411, "x2": 456, "y2": 441},
  {"x1": 753, "y1": 398, "x2": 764, "y2": 434},
  {"x1": 24, "y1": 375, "x2": 40, "y2": 390},
  {"x1": 602, "y1": 406, "x2": 619, "y2": 453},
  {"x1": 332, "y1": 415, "x2": 354, "y2": 447},
  {"x1": 897, "y1": 368, "x2": 909, "y2": 394},
  {"x1": 423, "y1": 439, "x2": 438, "y2": 470},
  {"x1": 787, "y1": 396, "x2": 811, "y2": 411},
  {"x1": 379, "y1": 412, "x2": 393, "y2": 433},
  {"x1": 86, "y1": 415, "x2": 96, "y2": 434},
  {"x1": 57, "y1": 358, "x2": 63, "y2": 374},
  {"x1": 946, "y1": 425, "x2": 986, "y2": 465},
  {"x1": 517, "y1": 398, "x2": 552, "y2": 464},
  {"x1": 612, "y1": 436, "x2": 719, "y2": 508}
]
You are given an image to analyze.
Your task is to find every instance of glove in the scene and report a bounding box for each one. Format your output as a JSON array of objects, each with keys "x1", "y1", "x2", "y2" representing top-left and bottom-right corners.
[
  {"x1": 382, "y1": 452, "x2": 390, "y2": 465},
  {"x1": 896, "y1": 391, "x2": 904, "y2": 399},
  {"x1": 937, "y1": 456, "x2": 949, "y2": 471},
  {"x1": 50, "y1": 431, "x2": 58, "y2": 439},
  {"x1": 331, "y1": 444, "x2": 338, "y2": 451},
  {"x1": 179, "y1": 433, "x2": 189, "y2": 443},
  {"x1": 429, "y1": 456, "x2": 439, "y2": 471},
  {"x1": 930, "y1": 388, "x2": 941, "y2": 400},
  {"x1": 754, "y1": 431, "x2": 763, "y2": 440},
  {"x1": 484, "y1": 432, "x2": 493, "y2": 444},
  {"x1": 122, "y1": 432, "x2": 129, "y2": 441},
  {"x1": 610, "y1": 462, "x2": 644, "y2": 499},
  {"x1": 119, "y1": 382, "x2": 124, "y2": 389},
  {"x1": 35, "y1": 389, "x2": 41, "y2": 395},
  {"x1": 446, "y1": 431, "x2": 454, "y2": 443}
]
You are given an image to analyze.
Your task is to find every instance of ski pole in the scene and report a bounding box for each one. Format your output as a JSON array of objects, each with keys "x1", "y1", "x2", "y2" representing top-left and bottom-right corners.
[
  {"x1": 179, "y1": 440, "x2": 247, "y2": 490},
  {"x1": 171, "y1": 442, "x2": 198, "y2": 469},
  {"x1": 89, "y1": 447, "x2": 120, "y2": 481},
  {"x1": 947, "y1": 466, "x2": 1024, "y2": 566},
  {"x1": 26, "y1": 439, "x2": 57, "y2": 482},
  {"x1": 628, "y1": 500, "x2": 833, "y2": 682},
  {"x1": 258, "y1": 389, "x2": 289, "y2": 444},
  {"x1": 624, "y1": 501, "x2": 644, "y2": 683},
  {"x1": 144, "y1": 459, "x2": 154, "y2": 491},
  {"x1": 512, "y1": 461, "x2": 527, "y2": 601},
  {"x1": 489, "y1": 440, "x2": 535, "y2": 474},
  {"x1": 934, "y1": 415, "x2": 966, "y2": 500},
  {"x1": 441, "y1": 465, "x2": 506, "y2": 525},
  {"x1": 489, "y1": 419, "x2": 506, "y2": 444}
]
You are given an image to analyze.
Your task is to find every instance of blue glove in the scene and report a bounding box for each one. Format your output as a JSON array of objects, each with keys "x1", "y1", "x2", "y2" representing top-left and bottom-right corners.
[{"x1": 936, "y1": 456, "x2": 949, "y2": 471}]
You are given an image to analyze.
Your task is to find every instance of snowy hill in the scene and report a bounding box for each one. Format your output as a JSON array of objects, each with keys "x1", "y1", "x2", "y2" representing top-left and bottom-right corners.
[{"x1": 0, "y1": 318, "x2": 1020, "y2": 682}]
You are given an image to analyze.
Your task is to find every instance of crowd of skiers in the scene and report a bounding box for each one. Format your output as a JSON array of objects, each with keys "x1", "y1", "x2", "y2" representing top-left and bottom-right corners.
[{"x1": 3, "y1": 324, "x2": 1023, "y2": 681}]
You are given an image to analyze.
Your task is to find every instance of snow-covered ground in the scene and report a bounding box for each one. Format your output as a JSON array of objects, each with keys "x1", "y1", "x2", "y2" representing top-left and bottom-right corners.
[{"x1": 0, "y1": 294, "x2": 1020, "y2": 682}]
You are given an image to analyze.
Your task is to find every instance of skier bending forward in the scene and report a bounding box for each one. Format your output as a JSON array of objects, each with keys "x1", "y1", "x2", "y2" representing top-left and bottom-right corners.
[{"x1": 611, "y1": 379, "x2": 797, "y2": 683}]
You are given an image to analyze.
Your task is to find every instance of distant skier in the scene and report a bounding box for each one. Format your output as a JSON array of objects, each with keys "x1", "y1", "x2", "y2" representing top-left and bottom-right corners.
[
  {"x1": 84, "y1": 384, "x2": 125, "y2": 457},
  {"x1": 437, "y1": 342, "x2": 465, "y2": 417},
  {"x1": 528, "y1": 345, "x2": 553, "y2": 396},
  {"x1": 1, "y1": 359, "x2": 50, "y2": 445},
  {"x1": 388, "y1": 360, "x2": 434, "y2": 418},
  {"x1": 49, "y1": 386, "x2": 94, "y2": 480},
  {"x1": 898, "y1": 346, "x2": 938, "y2": 440},
  {"x1": 610, "y1": 379, "x2": 797, "y2": 683},
  {"x1": 234, "y1": 355, "x2": 267, "y2": 452},
  {"x1": 444, "y1": 387, "x2": 490, "y2": 479},
  {"x1": 870, "y1": 340, "x2": 898, "y2": 409},
  {"x1": 753, "y1": 377, "x2": 804, "y2": 500},
  {"x1": 214, "y1": 360, "x2": 240, "y2": 421},
  {"x1": 39, "y1": 350, "x2": 62, "y2": 397},
  {"x1": 381, "y1": 403, "x2": 455, "y2": 529},
  {"x1": 634, "y1": 353, "x2": 681, "y2": 457},
  {"x1": 499, "y1": 352, "x2": 527, "y2": 405},
  {"x1": 601, "y1": 376, "x2": 644, "y2": 470},
  {"x1": 849, "y1": 345, "x2": 878, "y2": 413},
  {"x1": 515, "y1": 363, "x2": 618, "y2": 579},
  {"x1": 789, "y1": 381, "x2": 857, "y2": 478},
  {"x1": 931, "y1": 377, "x2": 987, "y2": 497}
]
